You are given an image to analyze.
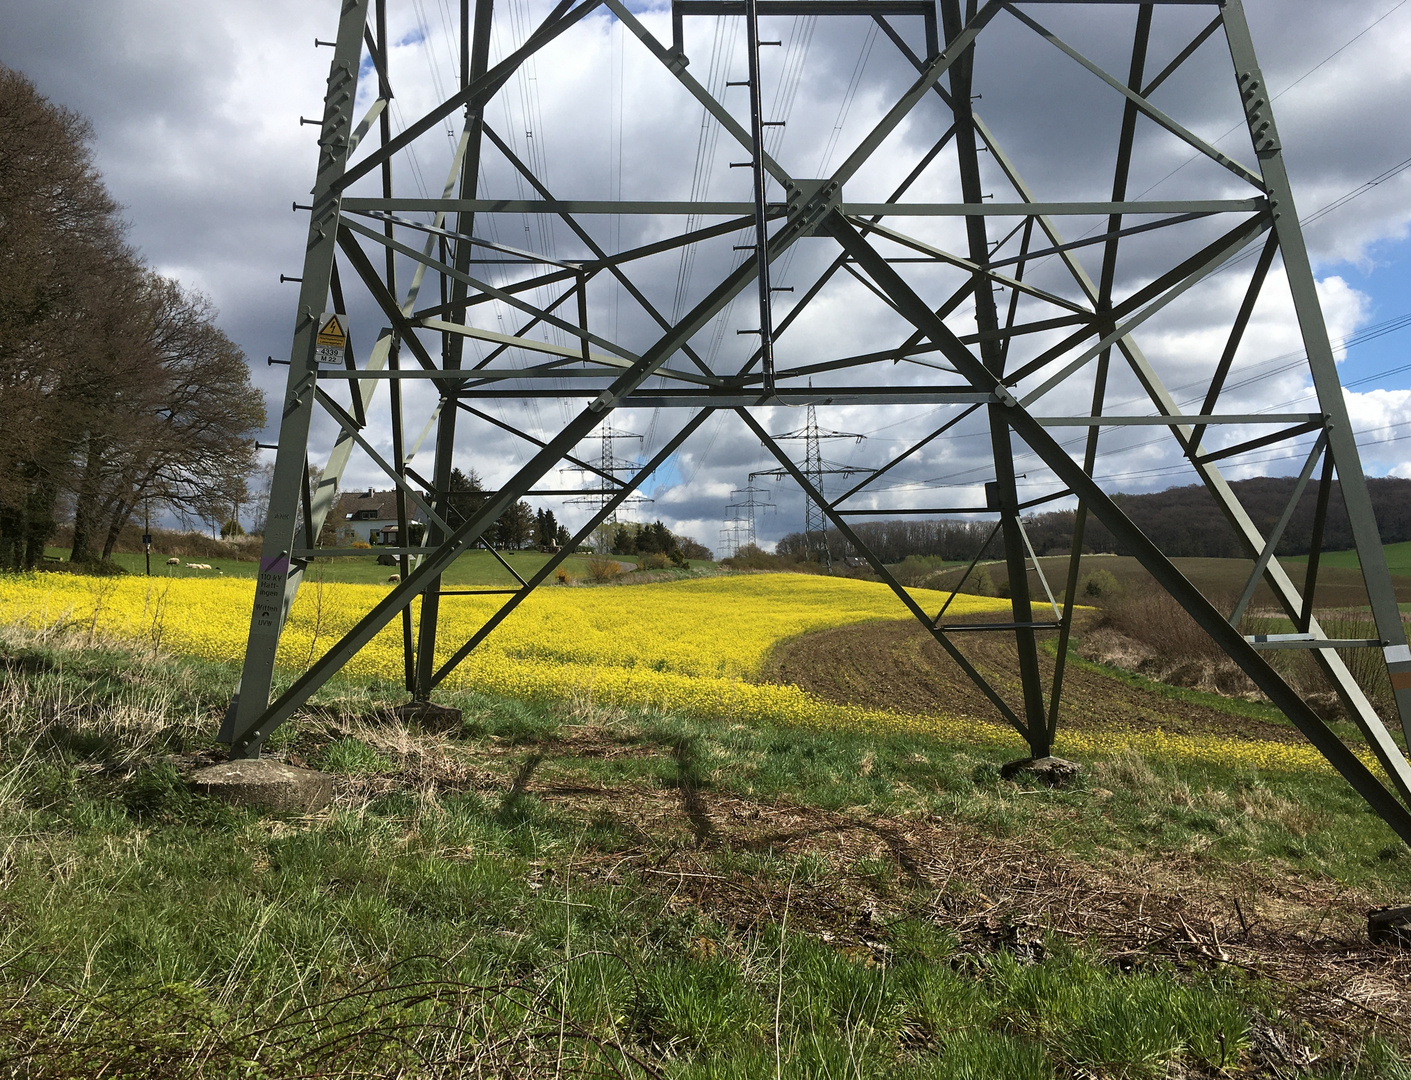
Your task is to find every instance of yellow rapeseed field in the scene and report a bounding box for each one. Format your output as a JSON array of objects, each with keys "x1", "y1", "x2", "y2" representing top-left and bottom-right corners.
[{"x1": 0, "y1": 571, "x2": 1349, "y2": 773}]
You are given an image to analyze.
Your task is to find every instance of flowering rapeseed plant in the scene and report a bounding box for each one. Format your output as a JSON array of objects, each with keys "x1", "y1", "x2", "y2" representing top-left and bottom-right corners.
[{"x1": 0, "y1": 572, "x2": 1347, "y2": 773}]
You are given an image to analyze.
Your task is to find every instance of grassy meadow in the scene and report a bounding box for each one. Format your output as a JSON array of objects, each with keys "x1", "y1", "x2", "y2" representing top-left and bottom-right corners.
[
  {"x1": 45, "y1": 544, "x2": 634, "y2": 586},
  {"x1": 1284, "y1": 539, "x2": 1411, "y2": 576},
  {"x1": 1, "y1": 568, "x2": 1410, "y2": 1076}
]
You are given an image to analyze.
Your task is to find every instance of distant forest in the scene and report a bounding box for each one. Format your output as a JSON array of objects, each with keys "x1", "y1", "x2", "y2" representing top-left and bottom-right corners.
[{"x1": 778, "y1": 477, "x2": 1411, "y2": 565}]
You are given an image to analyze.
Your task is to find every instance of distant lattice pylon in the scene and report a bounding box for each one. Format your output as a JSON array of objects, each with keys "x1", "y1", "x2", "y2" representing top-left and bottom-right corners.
[
  {"x1": 722, "y1": 480, "x2": 775, "y2": 554},
  {"x1": 755, "y1": 406, "x2": 864, "y2": 561},
  {"x1": 566, "y1": 422, "x2": 653, "y2": 523}
]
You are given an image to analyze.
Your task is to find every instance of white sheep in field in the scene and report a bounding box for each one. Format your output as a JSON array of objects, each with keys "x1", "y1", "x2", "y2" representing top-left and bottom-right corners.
[
  {"x1": 387, "y1": 574, "x2": 400, "y2": 583},
  {"x1": 166, "y1": 557, "x2": 180, "y2": 566}
]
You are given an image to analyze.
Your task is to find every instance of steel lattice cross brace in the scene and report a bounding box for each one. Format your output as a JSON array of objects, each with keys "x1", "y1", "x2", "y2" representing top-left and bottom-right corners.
[{"x1": 225, "y1": 0, "x2": 1411, "y2": 846}]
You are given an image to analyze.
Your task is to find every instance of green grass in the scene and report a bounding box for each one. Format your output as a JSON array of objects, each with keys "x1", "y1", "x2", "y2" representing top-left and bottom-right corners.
[
  {"x1": 42, "y1": 546, "x2": 713, "y2": 586},
  {"x1": 614, "y1": 554, "x2": 719, "y2": 571},
  {"x1": 933, "y1": 552, "x2": 1411, "y2": 608},
  {"x1": 884, "y1": 554, "x2": 965, "y2": 583},
  {"x1": 1, "y1": 625, "x2": 1409, "y2": 1076},
  {"x1": 1285, "y1": 539, "x2": 1411, "y2": 576}
]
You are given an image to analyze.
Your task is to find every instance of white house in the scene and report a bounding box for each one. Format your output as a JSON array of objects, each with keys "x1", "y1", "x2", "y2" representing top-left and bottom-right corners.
[{"x1": 326, "y1": 489, "x2": 423, "y2": 546}]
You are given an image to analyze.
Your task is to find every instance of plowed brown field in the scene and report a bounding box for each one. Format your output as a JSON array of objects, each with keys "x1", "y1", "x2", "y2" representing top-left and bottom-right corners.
[{"x1": 760, "y1": 612, "x2": 1301, "y2": 743}]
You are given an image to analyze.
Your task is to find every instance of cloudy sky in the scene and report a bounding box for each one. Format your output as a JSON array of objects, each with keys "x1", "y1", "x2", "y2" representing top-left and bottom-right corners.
[{"x1": 4, "y1": 0, "x2": 1410, "y2": 552}]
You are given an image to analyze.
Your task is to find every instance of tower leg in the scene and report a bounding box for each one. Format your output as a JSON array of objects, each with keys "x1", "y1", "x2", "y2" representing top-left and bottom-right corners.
[
  {"x1": 224, "y1": 0, "x2": 371, "y2": 758},
  {"x1": 1221, "y1": 0, "x2": 1411, "y2": 748},
  {"x1": 942, "y1": 0, "x2": 1048, "y2": 754},
  {"x1": 414, "y1": 0, "x2": 495, "y2": 700}
]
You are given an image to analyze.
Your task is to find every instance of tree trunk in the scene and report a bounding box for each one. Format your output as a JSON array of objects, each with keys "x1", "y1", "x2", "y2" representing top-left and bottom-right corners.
[
  {"x1": 70, "y1": 440, "x2": 102, "y2": 563},
  {"x1": 23, "y1": 482, "x2": 59, "y2": 569},
  {"x1": 100, "y1": 496, "x2": 134, "y2": 560},
  {"x1": 0, "y1": 504, "x2": 23, "y2": 570}
]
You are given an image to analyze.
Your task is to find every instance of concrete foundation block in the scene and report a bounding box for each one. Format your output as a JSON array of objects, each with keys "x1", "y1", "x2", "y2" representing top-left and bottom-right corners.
[
  {"x1": 189, "y1": 758, "x2": 334, "y2": 814},
  {"x1": 1368, "y1": 905, "x2": 1411, "y2": 946},
  {"x1": 394, "y1": 700, "x2": 464, "y2": 734},
  {"x1": 1000, "y1": 756, "x2": 1084, "y2": 788}
]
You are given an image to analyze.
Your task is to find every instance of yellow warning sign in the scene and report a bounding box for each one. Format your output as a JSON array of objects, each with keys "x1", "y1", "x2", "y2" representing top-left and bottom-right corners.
[{"x1": 316, "y1": 313, "x2": 347, "y2": 348}]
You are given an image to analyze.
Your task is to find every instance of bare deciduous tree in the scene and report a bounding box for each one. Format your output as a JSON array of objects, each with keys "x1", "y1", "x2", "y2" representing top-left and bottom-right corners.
[
  {"x1": 71, "y1": 274, "x2": 266, "y2": 562},
  {"x1": 0, "y1": 65, "x2": 130, "y2": 568},
  {"x1": 0, "y1": 66, "x2": 266, "y2": 569}
]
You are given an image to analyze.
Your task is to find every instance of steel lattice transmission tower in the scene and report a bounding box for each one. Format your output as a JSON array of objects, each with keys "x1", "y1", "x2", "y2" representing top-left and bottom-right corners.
[
  {"x1": 566, "y1": 423, "x2": 653, "y2": 523},
  {"x1": 721, "y1": 481, "x2": 775, "y2": 556},
  {"x1": 755, "y1": 404, "x2": 864, "y2": 561},
  {"x1": 223, "y1": 0, "x2": 1411, "y2": 849}
]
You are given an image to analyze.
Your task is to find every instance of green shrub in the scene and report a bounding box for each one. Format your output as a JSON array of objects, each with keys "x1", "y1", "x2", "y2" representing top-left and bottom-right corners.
[
  {"x1": 1080, "y1": 568, "x2": 1121, "y2": 599},
  {"x1": 720, "y1": 544, "x2": 780, "y2": 571},
  {"x1": 970, "y1": 567, "x2": 997, "y2": 596},
  {"x1": 892, "y1": 555, "x2": 952, "y2": 586}
]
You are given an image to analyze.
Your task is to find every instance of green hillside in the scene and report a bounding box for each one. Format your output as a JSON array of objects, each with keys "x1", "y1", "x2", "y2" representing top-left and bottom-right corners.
[{"x1": 1284, "y1": 539, "x2": 1411, "y2": 576}]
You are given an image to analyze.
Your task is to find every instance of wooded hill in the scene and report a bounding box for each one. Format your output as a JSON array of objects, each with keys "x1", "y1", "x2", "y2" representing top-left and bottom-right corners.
[{"x1": 781, "y1": 476, "x2": 1411, "y2": 564}]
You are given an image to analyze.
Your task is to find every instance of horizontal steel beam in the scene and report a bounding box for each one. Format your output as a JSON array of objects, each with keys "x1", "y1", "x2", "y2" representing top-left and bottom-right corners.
[
  {"x1": 1247, "y1": 634, "x2": 1387, "y2": 650},
  {"x1": 676, "y1": 0, "x2": 934, "y2": 13},
  {"x1": 603, "y1": 390, "x2": 994, "y2": 407},
  {"x1": 295, "y1": 547, "x2": 432, "y2": 558},
  {"x1": 438, "y1": 589, "x2": 523, "y2": 596},
  {"x1": 314, "y1": 366, "x2": 714, "y2": 384},
  {"x1": 679, "y1": 0, "x2": 1216, "y2": 9},
  {"x1": 314, "y1": 375, "x2": 992, "y2": 406},
  {"x1": 835, "y1": 506, "x2": 989, "y2": 515},
  {"x1": 1033, "y1": 413, "x2": 1321, "y2": 426},
  {"x1": 341, "y1": 198, "x2": 1265, "y2": 217},
  {"x1": 939, "y1": 621, "x2": 1063, "y2": 632},
  {"x1": 382, "y1": 362, "x2": 720, "y2": 386},
  {"x1": 477, "y1": 488, "x2": 624, "y2": 496}
]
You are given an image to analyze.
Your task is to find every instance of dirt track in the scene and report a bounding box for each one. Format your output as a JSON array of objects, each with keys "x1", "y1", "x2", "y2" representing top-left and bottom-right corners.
[{"x1": 760, "y1": 613, "x2": 1303, "y2": 744}]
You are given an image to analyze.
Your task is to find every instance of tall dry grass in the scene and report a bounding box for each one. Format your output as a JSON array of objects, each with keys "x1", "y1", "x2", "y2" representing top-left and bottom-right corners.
[
  {"x1": 1096, "y1": 589, "x2": 1258, "y2": 697},
  {"x1": 0, "y1": 623, "x2": 209, "y2": 764},
  {"x1": 1094, "y1": 590, "x2": 1400, "y2": 720},
  {"x1": 0, "y1": 961, "x2": 659, "y2": 1079}
]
